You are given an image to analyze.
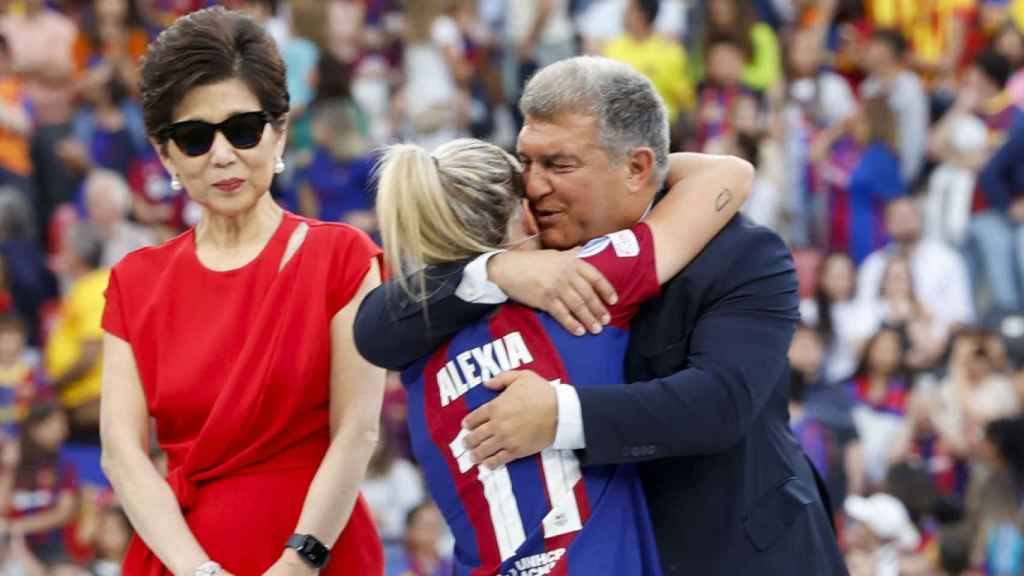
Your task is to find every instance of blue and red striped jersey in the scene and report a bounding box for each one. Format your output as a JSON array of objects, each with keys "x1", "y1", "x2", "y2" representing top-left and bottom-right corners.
[{"x1": 402, "y1": 223, "x2": 664, "y2": 576}]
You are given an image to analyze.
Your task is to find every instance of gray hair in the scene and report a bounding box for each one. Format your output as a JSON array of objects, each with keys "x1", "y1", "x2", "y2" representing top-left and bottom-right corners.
[
  {"x1": 67, "y1": 221, "x2": 105, "y2": 270},
  {"x1": 519, "y1": 56, "x2": 670, "y2": 184},
  {"x1": 84, "y1": 169, "x2": 132, "y2": 214}
]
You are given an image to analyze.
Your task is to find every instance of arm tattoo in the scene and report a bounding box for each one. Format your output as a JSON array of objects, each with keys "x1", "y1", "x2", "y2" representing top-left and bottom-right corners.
[{"x1": 715, "y1": 188, "x2": 734, "y2": 212}]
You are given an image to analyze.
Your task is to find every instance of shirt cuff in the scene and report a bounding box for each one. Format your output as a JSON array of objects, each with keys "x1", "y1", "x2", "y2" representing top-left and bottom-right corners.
[
  {"x1": 454, "y1": 251, "x2": 510, "y2": 304},
  {"x1": 552, "y1": 383, "x2": 586, "y2": 450}
]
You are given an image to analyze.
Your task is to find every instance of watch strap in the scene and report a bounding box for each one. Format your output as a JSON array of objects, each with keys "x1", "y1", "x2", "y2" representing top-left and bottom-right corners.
[{"x1": 286, "y1": 533, "x2": 330, "y2": 569}]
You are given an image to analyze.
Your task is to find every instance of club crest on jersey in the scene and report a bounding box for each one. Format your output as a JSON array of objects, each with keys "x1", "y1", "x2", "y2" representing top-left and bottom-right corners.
[
  {"x1": 438, "y1": 331, "x2": 534, "y2": 406},
  {"x1": 578, "y1": 236, "x2": 611, "y2": 258}
]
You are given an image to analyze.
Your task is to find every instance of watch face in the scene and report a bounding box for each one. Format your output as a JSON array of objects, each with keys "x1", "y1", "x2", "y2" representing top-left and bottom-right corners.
[{"x1": 292, "y1": 535, "x2": 329, "y2": 568}]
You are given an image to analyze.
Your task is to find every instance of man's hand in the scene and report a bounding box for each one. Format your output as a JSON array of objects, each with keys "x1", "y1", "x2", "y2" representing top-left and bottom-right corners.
[
  {"x1": 488, "y1": 250, "x2": 617, "y2": 336},
  {"x1": 462, "y1": 371, "x2": 558, "y2": 469}
]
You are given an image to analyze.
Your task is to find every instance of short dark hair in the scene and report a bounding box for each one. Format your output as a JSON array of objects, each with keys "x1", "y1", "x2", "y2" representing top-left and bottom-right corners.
[
  {"x1": 871, "y1": 28, "x2": 909, "y2": 58},
  {"x1": 139, "y1": 7, "x2": 289, "y2": 143},
  {"x1": 974, "y1": 48, "x2": 1013, "y2": 89},
  {"x1": 633, "y1": 0, "x2": 660, "y2": 27}
]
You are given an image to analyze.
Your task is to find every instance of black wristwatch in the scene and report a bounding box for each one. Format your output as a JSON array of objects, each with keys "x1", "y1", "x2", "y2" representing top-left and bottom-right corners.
[{"x1": 285, "y1": 534, "x2": 331, "y2": 569}]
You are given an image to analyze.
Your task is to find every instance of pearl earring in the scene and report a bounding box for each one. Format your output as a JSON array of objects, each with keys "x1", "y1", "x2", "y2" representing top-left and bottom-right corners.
[
  {"x1": 170, "y1": 175, "x2": 182, "y2": 192},
  {"x1": 274, "y1": 157, "x2": 286, "y2": 174}
]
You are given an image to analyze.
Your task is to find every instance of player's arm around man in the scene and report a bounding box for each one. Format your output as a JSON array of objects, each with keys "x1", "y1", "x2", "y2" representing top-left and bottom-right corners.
[{"x1": 460, "y1": 219, "x2": 801, "y2": 468}]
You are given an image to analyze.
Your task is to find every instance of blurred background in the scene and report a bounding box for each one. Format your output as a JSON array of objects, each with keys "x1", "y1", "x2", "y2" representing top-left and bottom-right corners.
[{"x1": 0, "y1": 0, "x2": 1021, "y2": 574}]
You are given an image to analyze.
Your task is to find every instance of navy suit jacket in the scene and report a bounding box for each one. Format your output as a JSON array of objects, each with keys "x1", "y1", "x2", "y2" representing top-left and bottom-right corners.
[{"x1": 355, "y1": 215, "x2": 847, "y2": 575}]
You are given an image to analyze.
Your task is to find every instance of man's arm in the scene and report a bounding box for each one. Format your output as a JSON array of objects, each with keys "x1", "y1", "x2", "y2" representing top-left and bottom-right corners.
[
  {"x1": 575, "y1": 231, "x2": 799, "y2": 465},
  {"x1": 462, "y1": 225, "x2": 800, "y2": 468}
]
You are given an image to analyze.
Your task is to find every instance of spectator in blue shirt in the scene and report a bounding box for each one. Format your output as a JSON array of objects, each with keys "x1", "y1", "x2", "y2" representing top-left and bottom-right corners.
[{"x1": 293, "y1": 102, "x2": 378, "y2": 238}]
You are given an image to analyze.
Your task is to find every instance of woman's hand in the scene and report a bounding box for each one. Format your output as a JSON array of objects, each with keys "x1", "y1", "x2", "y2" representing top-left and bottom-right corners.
[
  {"x1": 487, "y1": 249, "x2": 618, "y2": 336},
  {"x1": 262, "y1": 550, "x2": 316, "y2": 576}
]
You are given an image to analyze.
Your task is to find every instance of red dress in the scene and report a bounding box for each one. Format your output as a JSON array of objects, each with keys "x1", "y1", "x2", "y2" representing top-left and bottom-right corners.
[{"x1": 102, "y1": 212, "x2": 384, "y2": 575}]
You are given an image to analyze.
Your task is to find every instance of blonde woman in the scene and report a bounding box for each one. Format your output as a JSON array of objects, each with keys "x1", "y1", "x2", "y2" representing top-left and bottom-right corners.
[{"x1": 372, "y1": 138, "x2": 752, "y2": 575}]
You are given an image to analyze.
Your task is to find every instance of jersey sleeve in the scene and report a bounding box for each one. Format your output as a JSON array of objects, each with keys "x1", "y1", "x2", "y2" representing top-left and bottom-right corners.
[
  {"x1": 101, "y1": 267, "x2": 129, "y2": 342},
  {"x1": 577, "y1": 222, "x2": 659, "y2": 327},
  {"x1": 327, "y1": 225, "x2": 384, "y2": 316}
]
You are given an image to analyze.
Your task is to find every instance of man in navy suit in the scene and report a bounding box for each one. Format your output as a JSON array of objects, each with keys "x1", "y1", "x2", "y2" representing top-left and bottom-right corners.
[{"x1": 355, "y1": 56, "x2": 846, "y2": 575}]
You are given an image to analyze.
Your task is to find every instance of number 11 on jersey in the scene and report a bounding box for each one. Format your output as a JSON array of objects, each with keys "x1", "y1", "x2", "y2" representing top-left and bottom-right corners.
[{"x1": 448, "y1": 379, "x2": 584, "y2": 562}]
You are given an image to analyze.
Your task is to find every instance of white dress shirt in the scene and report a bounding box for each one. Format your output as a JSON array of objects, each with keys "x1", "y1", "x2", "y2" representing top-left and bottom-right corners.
[{"x1": 856, "y1": 240, "x2": 974, "y2": 331}]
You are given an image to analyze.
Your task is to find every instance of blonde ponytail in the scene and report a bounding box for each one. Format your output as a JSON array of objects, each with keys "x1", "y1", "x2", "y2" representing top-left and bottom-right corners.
[{"x1": 375, "y1": 139, "x2": 525, "y2": 303}]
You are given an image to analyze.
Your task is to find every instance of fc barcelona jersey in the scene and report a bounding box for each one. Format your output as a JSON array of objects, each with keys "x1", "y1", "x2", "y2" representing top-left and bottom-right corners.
[{"x1": 402, "y1": 223, "x2": 664, "y2": 575}]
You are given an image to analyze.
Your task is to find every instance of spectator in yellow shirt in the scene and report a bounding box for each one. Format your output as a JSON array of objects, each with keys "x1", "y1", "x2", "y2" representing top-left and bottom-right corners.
[
  {"x1": 44, "y1": 221, "x2": 108, "y2": 445},
  {"x1": 603, "y1": 0, "x2": 692, "y2": 124}
]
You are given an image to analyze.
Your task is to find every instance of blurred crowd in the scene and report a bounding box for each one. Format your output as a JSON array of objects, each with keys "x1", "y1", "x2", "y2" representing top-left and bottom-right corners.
[{"x1": 0, "y1": 0, "x2": 1020, "y2": 574}]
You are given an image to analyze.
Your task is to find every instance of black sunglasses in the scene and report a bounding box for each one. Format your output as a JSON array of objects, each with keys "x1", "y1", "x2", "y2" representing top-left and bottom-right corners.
[{"x1": 162, "y1": 111, "x2": 270, "y2": 157}]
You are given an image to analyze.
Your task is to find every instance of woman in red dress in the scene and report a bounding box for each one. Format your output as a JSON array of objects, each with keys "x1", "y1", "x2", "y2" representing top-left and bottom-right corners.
[{"x1": 99, "y1": 8, "x2": 385, "y2": 576}]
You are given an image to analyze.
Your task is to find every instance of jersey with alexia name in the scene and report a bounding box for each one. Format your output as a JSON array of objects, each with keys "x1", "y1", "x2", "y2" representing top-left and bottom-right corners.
[{"x1": 402, "y1": 223, "x2": 664, "y2": 576}]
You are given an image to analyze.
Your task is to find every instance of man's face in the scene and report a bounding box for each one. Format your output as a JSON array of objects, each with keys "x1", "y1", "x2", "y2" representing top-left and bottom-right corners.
[
  {"x1": 864, "y1": 39, "x2": 894, "y2": 74},
  {"x1": 517, "y1": 114, "x2": 638, "y2": 249},
  {"x1": 885, "y1": 198, "x2": 922, "y2": 245}
]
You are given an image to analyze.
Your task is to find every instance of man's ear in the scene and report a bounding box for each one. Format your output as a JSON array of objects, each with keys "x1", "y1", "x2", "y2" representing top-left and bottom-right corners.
[
  {"x1": 521, "y1": 198, "x2": 540, "y2": 236},
  {"x1": 626, "y1": 147, "x2": 656, "y2": 194}
]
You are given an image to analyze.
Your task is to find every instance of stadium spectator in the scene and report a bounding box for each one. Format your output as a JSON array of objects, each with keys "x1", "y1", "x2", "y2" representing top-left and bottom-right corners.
[
  {"x1": 385, "y1": 502, "x2": 453, "y2": 576},
  {"x1": 0, "y1": 34, "x2": 32, "y2": 199},
  {"x1": 971, "y1": 113, "x2": 1024, "y2": 312},
  {"x1": 700, "y1": 0, "x2": 781, "y2": 91},
  {"x1": 44, "y1": 222, "x2": 106, "y2": 447},
  {"x1": 925, "y1": 49, "x2": 1016, "y2": 247},
  {"x1": 967, "y1": 416, "x2": 1024, "y2": 572},
  {"x1": 781, "y1": 26, "x2": 858, "y2": 247},
  {"x1": 870, "y1": 255, "x2": 948, "y2": 372},
  {"x1": 812, "y1": 95, "x2": 905, "y2": 264},
  {"x1": 82, "y1": 169, "x2": 154, "y2": 268},
  {"x1": 0, "y1": 190, "x2": 54, "y2": 346},
  {"x1": 0, "y1": 0, "x2": 78, "y2": 242},
  {"x1": 857, "y1": 196, "x2": 974, "y2": 333},
  {"x1": 859, "y1": 29, "x2": 930, "y2": 185},
  {"x1": 0, "y1": 403, "x2": 77, "y2": 564},
  {"x1": 603, "y1": 0, "x2": 693, "y2": 128},
  {"x1": 845, "y1": 327, "x2": 912, "y2": 489},
  {"x1": 0, "y1": 314, "x2": 37, "y2": 437},
  {"x1": 695, "y1": 34, "x2": 758, "y2": 151},
  {"x1": 788, "y1": 324, "x2": 864, "y2": 507},
  {"x1": 843, "y1": 492, "x2": 922, "y2": 576},
  {"x1": 360, "y1": 434, "x2": 425, "y2": 549},
  {"x1": 929, "y1": 330, "x2": 1020, "y2": 449},
  {"x1": 399, "y1": 0, "x2": 471, "y2": 150},
  {"x1": 577, "y1": 0, "x2": 688, "y2": 55},
  {"x1": 802, "y1": 252, "x2": 877, "y2": 383},
  {"x1": 294, "y1": 102, "x2": 377, "y2": 235}
]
